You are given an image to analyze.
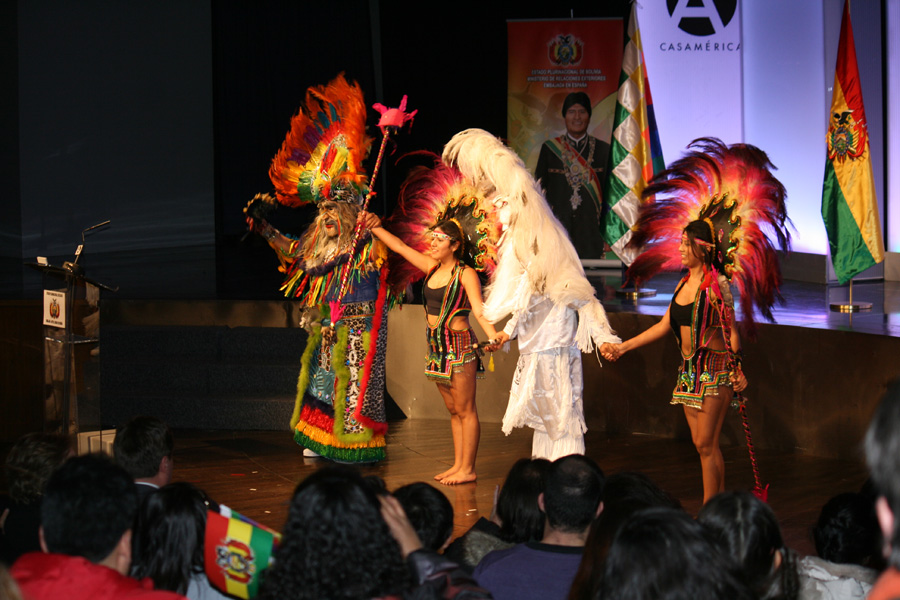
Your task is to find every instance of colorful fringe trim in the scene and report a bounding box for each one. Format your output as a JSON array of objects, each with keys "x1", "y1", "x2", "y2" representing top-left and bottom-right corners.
[{"x1": 293, "y1": 403, "x2": 386, "y2": 463}]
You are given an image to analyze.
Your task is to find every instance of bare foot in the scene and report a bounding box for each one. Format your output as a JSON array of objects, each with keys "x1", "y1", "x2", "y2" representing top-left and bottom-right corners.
[
  {"x1": 434, "y1": 466, "x2": 460, "y2": 481},
  {"x1": 440, "y1": 471, "x2": 477, "y2": 485}
]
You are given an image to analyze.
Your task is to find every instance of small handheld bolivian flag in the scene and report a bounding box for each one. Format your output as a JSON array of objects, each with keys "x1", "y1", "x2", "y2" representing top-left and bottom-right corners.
[{"x1": 205, "y1": 505, "x2": 280, "y2": 599}]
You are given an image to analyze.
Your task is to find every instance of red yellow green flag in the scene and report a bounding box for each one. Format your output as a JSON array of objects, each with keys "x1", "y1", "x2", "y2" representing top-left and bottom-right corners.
[
  {"x1": 204, "y1": 506, "x2": 280, "y2": 599},
  {"x1": 821, "y1": 0, "x2": 883, "y2": 284}
]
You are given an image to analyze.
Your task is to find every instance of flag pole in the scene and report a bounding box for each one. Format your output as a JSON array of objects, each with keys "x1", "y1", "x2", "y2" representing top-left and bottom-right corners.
[{"x1": 829, "y1": 278, "x2": 872, "y2": 312}]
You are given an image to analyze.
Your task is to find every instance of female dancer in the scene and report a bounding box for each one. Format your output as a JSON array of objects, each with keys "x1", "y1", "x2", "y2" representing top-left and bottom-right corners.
[
  {"x1": 602, "y1": 221, "x2": 747, "y2": 503},
  {"x1": 362, "y1": 211, "x2": 500, "y2": 485},
  {"x1": 602, "y1": 138, "x2": 790, "y2": 504}
]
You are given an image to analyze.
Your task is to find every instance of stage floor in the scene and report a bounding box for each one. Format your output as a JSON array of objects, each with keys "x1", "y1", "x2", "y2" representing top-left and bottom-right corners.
[{"x1": 172, "y1": 418, "x2": 869, "y2": 557}]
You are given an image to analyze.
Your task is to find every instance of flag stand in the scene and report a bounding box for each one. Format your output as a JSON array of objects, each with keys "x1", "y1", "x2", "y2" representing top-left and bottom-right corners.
[
  {"x1": 617, "y1": 285, "x2": 657, "y2": 299},
  {"x1": 829, "y1": 279, "x2": 872, "y2": 312}
]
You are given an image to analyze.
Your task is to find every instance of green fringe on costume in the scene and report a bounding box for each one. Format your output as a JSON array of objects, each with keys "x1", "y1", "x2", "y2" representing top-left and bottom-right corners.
[
  {"x1": 290, "y1": 319, "x2": 323, "y2": 430},
  {"x1": 329, "y1": 322, "x2": 374, "y2": 444},
  {"x1": 292, "y1": 430, "x2": 386, "y2": 463}
]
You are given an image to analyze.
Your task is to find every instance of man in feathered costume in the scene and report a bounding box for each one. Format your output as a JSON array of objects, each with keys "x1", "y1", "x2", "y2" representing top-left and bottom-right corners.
[
  {"x1": 245, "y1": 75, "x2": 389, "y2": 463},
  {"x1": 442, "y1": 129, "x2": 620, "y2": 460}
]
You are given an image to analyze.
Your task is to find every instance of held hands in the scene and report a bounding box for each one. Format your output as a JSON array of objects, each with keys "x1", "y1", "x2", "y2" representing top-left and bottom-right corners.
[
  {"x1": 480, "y1": 332, "x2": 509, "y2": 353},
  {"x1": 486, "y1": 332, "x2": 510, "y2": 352},
  {"x1": 600, "y1": 343, "x2": 622, "y2": 362}
]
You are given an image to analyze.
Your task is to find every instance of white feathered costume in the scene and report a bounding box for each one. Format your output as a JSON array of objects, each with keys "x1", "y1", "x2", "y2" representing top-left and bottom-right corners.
[{"x1": 443, "y1": 129, "x2": 620, "y2": 460}]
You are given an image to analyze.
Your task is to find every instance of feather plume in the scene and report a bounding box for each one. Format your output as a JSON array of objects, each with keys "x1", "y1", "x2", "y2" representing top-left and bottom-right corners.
[
  {"x1": 382, "y1": 154, "x2": 500, "y2": 297},
  {"x1": 443, "y1": 128, "x2": 619, "y2": 350},
  {"x1": 627, "y1": 137, "x2": 791, "y2": 335},
  {"x1": 268, "y1": 73, "x2": 373, "y2": 207}
]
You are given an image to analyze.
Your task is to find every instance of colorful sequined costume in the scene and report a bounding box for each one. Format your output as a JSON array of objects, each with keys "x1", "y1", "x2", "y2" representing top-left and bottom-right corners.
[
  {"x1": 282, "y1": 241, "x2": 389, "y2": 463},
  {"x1": 669, "y1": 276, "x2": 732, "y2": 409},
  {"x1": 423, "y1": 263, "x2": 483, "y2": 382},
  {"x1": 250, "y1": 74, "x2": 390, "y2": 463}
]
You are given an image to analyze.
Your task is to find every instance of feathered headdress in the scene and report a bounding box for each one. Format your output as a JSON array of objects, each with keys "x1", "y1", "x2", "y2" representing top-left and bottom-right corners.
[
  {"x1": 383, "y1": 154, "x2": 500, "y2": 297},
  {"x1": 627, "y1": 137, "x2": 791, "y2": 335},
  {"x1": 268, "y1": 73, "x2": 373, "y2": 206},
  {"x1": 443, "y1": 128, "x2": 620, "y2": 352}
]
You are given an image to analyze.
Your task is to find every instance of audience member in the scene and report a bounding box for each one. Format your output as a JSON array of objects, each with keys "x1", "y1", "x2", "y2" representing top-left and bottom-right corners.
[
  {"x1": 596, "y1": 506, "x2": 754, "y2": 600},
  {"x1": 474, "y1": 455, "x2": 603, "y2": 600},
  {"x1": 1, "y1": 563, "x2": 24, "y2": 600},
  {"x1": 393, "y1": 482, "x2": 454, "y2": 552},
  {"x1": 0, "y1": 432, "x2": 71, "y2": 565},
  {"x1": 114, "y1": 416, "x2": 174, "y2": 501},
  {"x1": 445, "y1": 458, "x2": 551, "y2": 571},
  {"x1": 259, "y1": 466, "x2": 489, "y2": 600},
  {"x1": 568, "y1": 471, "x2": 682, "y2": 600},
  {"x1": 130, "y1": 482, "x2": 228, "y2": 600},
  {"x1": 698, "y1": 491, "x2": 799, "y2": 600},
  {"x1": 863, "y1": 378, "x2": 900, "y2": 600},
  {"x1": 10, "y1": 453, "x2": 182, "y2": 599},
  {"x1": 814, "y1": 492, "x2": 880, "y2": 567}
]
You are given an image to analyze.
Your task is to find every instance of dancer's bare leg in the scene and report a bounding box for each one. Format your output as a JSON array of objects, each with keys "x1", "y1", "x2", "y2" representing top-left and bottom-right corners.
[
  {"x1": 434, "y1": 382, "x2": 463, "y2": 481},
  {"x1": 683, "y1": 391, "x2": 729, "y2": 504},
  {"x1": 441, "y1": 361, "x2": 479, "y2": 485}
]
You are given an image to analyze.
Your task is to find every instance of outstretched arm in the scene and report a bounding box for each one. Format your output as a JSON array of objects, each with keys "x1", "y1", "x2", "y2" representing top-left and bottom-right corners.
[
  {"x1": 246, "y1": 217, "x2": 299, "y2": 259},
  {"x1": 601, "y1": 307, "x2": 672, "y2": 361},
  {"x1": 359, "y1": 211, "x2": 437, "y2": 274}
]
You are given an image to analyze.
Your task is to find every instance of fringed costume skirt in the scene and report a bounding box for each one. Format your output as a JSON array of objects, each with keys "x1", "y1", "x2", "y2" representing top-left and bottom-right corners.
[
  {"x1": 425, "y1": 327, "x2": 484, "y2": 383},
  {"x1": 292, "y1": 300, "x2": 388, "y2": 462},
  {"x1": 671, "y1": 347, "x2": 732, "y2": 409}
]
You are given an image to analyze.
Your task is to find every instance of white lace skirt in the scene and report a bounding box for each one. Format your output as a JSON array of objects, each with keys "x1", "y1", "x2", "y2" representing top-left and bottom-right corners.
[{"x1": 501, "y1": 346, "x2": 586, "y2": 445}]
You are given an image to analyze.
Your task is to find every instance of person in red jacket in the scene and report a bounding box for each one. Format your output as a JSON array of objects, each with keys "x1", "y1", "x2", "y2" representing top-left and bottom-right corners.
[{"x1": 11, "y1": 454, "x2": 182, "y2": 600}]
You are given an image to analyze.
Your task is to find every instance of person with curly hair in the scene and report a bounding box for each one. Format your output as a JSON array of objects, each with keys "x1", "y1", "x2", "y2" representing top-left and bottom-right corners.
[
  {"x1": 259, "y1": 466, "x2": 489, "y2": 600},
  {"x1": 0, "y1": 432, "x2": 72, "y2": 565}
]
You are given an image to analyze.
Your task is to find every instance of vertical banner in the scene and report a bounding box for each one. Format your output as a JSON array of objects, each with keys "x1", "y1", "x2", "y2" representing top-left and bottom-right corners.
[{"x1": 507, "y1": 19, "x2": 623, "y2": 170}]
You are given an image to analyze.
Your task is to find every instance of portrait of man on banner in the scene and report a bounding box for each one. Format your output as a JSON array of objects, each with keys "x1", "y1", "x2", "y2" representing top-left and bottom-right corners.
[{"x1": 507, "y1": 19, "x2": 623, "y2": 260}]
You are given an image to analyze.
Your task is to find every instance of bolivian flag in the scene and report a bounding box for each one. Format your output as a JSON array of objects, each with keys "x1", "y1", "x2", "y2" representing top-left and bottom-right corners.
[
  {"x1": 821, "y1": 0, "x2": 884, "y2": 284},
  {"x1": 205, "y1": 505, "x2": 280, "y2": 599},
  {"x1": 604, "y1": 2, "x2": 665, "y2": 265}
]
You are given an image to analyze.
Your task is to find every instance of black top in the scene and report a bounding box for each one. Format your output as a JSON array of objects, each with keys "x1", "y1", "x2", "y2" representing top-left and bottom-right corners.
[{"x1": 423, "y1": 282, "x2": 446, "y2": 316}]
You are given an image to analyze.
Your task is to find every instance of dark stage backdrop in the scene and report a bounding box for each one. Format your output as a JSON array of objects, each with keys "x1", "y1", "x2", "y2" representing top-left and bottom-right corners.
[{"x1": 5, "y1": 0, "x2": 628, "y2": 300}]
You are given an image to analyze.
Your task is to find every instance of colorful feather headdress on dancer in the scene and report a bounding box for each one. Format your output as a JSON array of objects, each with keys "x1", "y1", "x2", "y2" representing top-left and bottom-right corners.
[
  {"x1": 268, "y1": 73, "x2": 373, "y2": 207},
  {"x1": 383, "y1": 155, "x2": 500, "y2": 297},
  {"x1": 627, "y1": 137, "x2": 791, "y2": 336},
  {"x1": 443, "y1": 128, "x2": 620, "y2": 352}
]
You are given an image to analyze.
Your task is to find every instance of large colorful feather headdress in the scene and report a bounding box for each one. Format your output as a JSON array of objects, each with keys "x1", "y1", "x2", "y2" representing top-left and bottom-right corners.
[
  {"x1": 268, "y1": 73, "x2": 373, "y2": 206},
  {"x1": 627, "y1": 137, "x2": 791, "y2": 334},
  {"x1": 383, "y1": 154, "x2": 500, "y2": 297}
]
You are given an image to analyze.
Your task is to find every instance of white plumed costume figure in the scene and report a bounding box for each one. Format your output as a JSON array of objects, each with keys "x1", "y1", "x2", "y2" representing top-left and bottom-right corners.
[{"x1": 443, "y1": 128, "x2": 620, "y2": 460}]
